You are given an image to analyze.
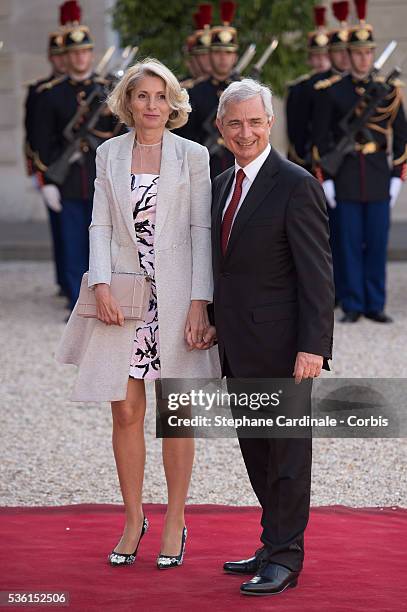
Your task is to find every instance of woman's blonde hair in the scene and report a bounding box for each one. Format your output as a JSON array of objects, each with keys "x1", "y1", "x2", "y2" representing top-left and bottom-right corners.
[{"x1": 107, "y1": 57, "x2": 191, "y2": 130}]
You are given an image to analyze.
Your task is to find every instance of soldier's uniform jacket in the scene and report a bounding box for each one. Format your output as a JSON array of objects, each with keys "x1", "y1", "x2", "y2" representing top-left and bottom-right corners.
[
  {"x1": 177, "y1": 76, "x2": 234, "y2": 177},
  {"x1": 179, "y1": 73, "x2": 203, "y2": 91},
  {"x1": 24, "y1": 73, "x2": 60, "y2": 175},
  {"x1": 312, "y1": 73, "x2": 407, "y2": 201},
  {"x1": 286, "y1": 69, "x2": 340, "y2": 168},
  {"x1": 34, "y1": 73, "x2": 123, "y2": 200}
]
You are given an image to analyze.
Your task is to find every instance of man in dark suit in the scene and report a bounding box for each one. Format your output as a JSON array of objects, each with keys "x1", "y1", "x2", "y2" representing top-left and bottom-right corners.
[{"x1": 211, "y1": 78, "x2": 334, "y2": 596}]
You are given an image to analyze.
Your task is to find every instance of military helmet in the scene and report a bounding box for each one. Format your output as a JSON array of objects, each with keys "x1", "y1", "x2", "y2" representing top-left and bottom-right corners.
[
  {"x1": 348, "y1": 0, "x2": 376, "y2": 49},
  {"x1": 62, "y1": 1, "x2": 94, "y2": 51},
  {"x1": 308, "y1": 6, "x2": 329, "y2": 55},
  {"x1": 47, "y1": 1, "x2": 71, "y2": 56},
  {"x1": 328, "y1": 1, "x2": 349, "y2": 50},
  {"x1": 48, "y1": 31, "x2": 66, "y2": 56},
  {"x1": 210, "y1": 1, "x2": 238, "y2": 52},
  {"x1": 191, "y1": 4, "x2": 213, "y2": 55}
]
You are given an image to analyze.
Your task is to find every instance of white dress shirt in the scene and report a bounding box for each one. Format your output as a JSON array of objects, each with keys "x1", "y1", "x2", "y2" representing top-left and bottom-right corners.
[{"x1": 222, "y1": 143, "x2": 271, "y2": 227}]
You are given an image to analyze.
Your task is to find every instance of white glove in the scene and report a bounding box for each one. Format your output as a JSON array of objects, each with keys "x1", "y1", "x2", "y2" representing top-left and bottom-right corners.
[
  {"x1": 389, "y1": 177, "x2": 403, "y2": 209},
  {"x1": 41, "y1": 184, "x2": 62, "y2": 213},
  {"x1": 31, "y1": 174, "x2": 40, "y2": 190},
  {"x1": 322, "y1": 179, "x2": 336, "y2": 209}
]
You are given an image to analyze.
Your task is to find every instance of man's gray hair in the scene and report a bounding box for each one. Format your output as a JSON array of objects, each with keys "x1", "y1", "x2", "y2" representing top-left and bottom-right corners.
[{"x1": 217, "y1": 78, "x2": 274, "y2": 121}]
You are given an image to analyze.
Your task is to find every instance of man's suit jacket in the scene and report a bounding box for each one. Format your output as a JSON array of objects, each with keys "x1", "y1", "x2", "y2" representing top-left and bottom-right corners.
[{"x1": 211, "y1": 146, "x2": 334, "y2": 378}]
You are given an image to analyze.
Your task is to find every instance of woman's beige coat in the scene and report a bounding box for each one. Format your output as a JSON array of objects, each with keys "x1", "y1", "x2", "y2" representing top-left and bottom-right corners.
[{"x1": 55, "y1": 128, "x2": 220, "y2": 402}]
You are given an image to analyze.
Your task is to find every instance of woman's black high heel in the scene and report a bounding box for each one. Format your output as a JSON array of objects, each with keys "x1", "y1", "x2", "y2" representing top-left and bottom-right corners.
[
  {"x1": 108, "y1": 517, "x2": 149, "y2": 567},
  {"x1": 156, "y1": 526, "x2": 187, "y2": 569}
]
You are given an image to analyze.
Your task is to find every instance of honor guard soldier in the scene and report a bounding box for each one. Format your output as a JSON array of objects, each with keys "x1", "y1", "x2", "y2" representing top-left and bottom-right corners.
[
  {"x1": 179, "y1": 0, "x2": 239, "y2": 178},
  {"x1": 24, "y1": 2, "x2": 70, "y2": 299},
  {"x1": 179, "y1": 4, "x2": 213, "y2": 89},
  {"x1": 313, "y1": 1, "x2": 351, "y2": 91},
  {"x1": 190, "y1": 4, "x2": 213, "y2": 79},
  {"x1": 34, "y1": 2, "x2": 123, "y2": 312},
  {"x1": 286, "y1": 5, "x2": 331, "y2": 169},
  {"x1": 313, "y1": 0, "x2": 407, "y2": 323},
  {"x1": 24, "y1": 14, "x2": 68, "y2": 176},
  {"x1": 179, "y1": 34, "x2": 201, "y2": 88},
  {"x1": 311, "y1": 1, "x2": 350, "y2": 305}
]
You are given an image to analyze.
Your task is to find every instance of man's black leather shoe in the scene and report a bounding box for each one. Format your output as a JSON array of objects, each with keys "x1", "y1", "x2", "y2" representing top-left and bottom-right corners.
[
  {"x1": 240, "y1": 562, "x2": 299, "y2": 596},
  {"x1": 365, "y1": 311, "x2": 393, "y2": 323},
  {"x1": 340, "y1": 311, "x2": 360, "y2": 323},
  {"x1": 223, "y1": 546, "x2": 268, "y2": 575}
]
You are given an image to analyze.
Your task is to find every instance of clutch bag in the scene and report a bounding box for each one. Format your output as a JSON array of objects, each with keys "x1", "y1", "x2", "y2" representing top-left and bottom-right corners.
[{"x1": 77, "y1": 271, "x2": 152, "y2": 321}]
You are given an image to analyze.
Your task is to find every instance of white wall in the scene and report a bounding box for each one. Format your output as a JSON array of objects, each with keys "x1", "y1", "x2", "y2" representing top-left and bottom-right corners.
[{"x1": 0, "y1": 0, "x2": 116, "y2": 222}]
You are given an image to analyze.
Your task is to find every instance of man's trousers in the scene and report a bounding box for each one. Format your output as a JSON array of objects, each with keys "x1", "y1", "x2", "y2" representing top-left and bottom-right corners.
[{"x1": 224, "y1": 356, "x2": 312, "y2": 573}]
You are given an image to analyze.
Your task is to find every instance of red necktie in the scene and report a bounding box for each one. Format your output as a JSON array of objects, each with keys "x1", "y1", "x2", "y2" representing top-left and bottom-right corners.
[{"x1": 221, "y1": 169, "x2": 245, "y2": 255}]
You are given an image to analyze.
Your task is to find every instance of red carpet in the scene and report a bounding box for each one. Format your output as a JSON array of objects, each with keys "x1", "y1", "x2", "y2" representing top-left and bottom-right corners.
[{"x1": 0, "y1": 504, "x2": 405, "y2": 611}]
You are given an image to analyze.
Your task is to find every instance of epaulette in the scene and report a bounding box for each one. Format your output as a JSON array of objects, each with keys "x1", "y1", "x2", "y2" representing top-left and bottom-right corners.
[
  {"x1": 36, "y1": 75, "x2": 65, "y2": 93},
  {"x1": 24, "y1": 77, "x2": 42, "y2": 88},
  {"x1": 389, "y1": 77, "x2": 405, "y2": 88},
  {"x1": 180, "y1": 77, "x2": 195, "y2": 90},
  {"x1": 182, "y1": 75, "x2": 207, "y2": 89},
  {"x1": 374, "y1": 74, "x2": 405, "y2": 89},
  {"x1": 314, "y1": 74, "x2": 342, "y2": 90},
  {"x1": 287, "y1": 73, "x2": 311, "y2": 88},
  {"x1": 94, "y1": 75, "x2": 110, "y2": 85}
]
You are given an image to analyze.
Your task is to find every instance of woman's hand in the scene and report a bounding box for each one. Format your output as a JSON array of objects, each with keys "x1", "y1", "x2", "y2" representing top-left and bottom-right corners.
[
  {"x1": 95, "y1": 283, "x2": 124, "y2": 326},
  {"x1": 184, "y1": 300, "x2": 210, "y2": 349}
]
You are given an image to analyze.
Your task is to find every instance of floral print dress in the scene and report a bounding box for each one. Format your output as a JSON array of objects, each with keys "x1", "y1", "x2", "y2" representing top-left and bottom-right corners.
[{"x1": 128, "y1": 173, "x2": 161, "y2": 380}]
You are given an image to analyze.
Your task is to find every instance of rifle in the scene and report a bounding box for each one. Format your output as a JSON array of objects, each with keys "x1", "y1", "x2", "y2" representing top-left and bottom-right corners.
[
  {"x1": 95, "y1": 45, "x2": 116, "y2": 76},
  {"x1": 231, "y1": 43, "x2": 257, "y2": 78},
  {"x1": 319, "y1": 40, "x2": 400, "y2": 177},
  {"x1": 250, "y1": 38, "x2": 278, "y2": 80},
  {"x1": 45, "y1": 46, "x2": 138, "y2": 186}
]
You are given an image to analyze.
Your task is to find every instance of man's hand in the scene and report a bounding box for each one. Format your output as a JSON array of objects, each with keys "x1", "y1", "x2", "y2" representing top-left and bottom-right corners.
[
  {"x1": 41, "y1": 184, "x2": 62, "y2": 213},
  {"x1": 95, "y1": 283, "x2": 124, "y2": 326},
  {"x1": 194, "y1": 325, "x2": 217, "y2": 350},
  {"x1": 293, "y1": 352, "x2": 323, "y2": 384},
  {"x1": 322, "y1": 179, "x2": 336, "y2": 209}
]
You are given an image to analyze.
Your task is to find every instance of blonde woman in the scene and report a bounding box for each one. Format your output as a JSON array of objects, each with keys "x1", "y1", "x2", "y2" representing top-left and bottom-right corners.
[{"x1": 56, "y1": 58, "x2": 219, "y2": 569}]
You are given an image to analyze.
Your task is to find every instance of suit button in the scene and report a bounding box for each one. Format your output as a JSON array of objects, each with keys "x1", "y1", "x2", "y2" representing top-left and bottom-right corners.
[{"x1": 222, "y1": 272, "x2": 231, "y2": 278}]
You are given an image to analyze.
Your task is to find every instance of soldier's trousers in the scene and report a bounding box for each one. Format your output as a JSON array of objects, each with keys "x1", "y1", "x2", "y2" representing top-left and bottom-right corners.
[
  {"x1": 327, "y1": 205, "x2": 343, "y2": 303},
  {"x1": 60, "y1": 198, "x2": 92, "y2": 311},
  {"x1": 46, "y1": 205, "x2": 68, "y2": 294},
  {"x1": 336, "y1": 199, "x2": 390, "y2": 314}
]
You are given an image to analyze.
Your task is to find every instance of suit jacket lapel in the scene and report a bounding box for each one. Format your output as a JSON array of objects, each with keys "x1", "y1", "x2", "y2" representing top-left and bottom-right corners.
[
  {"x1": 110, "y1": 129, "x2": 138, "y2": 247},
  {"x1": 224, "y1": 148, "x2": 281, "y2": 260},
  {"x1": 109, "y1": 128, "x2": 182, "y2": 247},
  {"x1": 213, "y1": 167, "x2": 234, "y2": 264},
  {"x1": 155, "y1": 129, "x2": 182, "y2": 243}
]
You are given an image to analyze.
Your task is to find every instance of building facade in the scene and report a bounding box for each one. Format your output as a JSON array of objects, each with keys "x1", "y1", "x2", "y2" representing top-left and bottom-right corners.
[{"x1": 0, "y1": 0, "x2": 406, "y2": 222}]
